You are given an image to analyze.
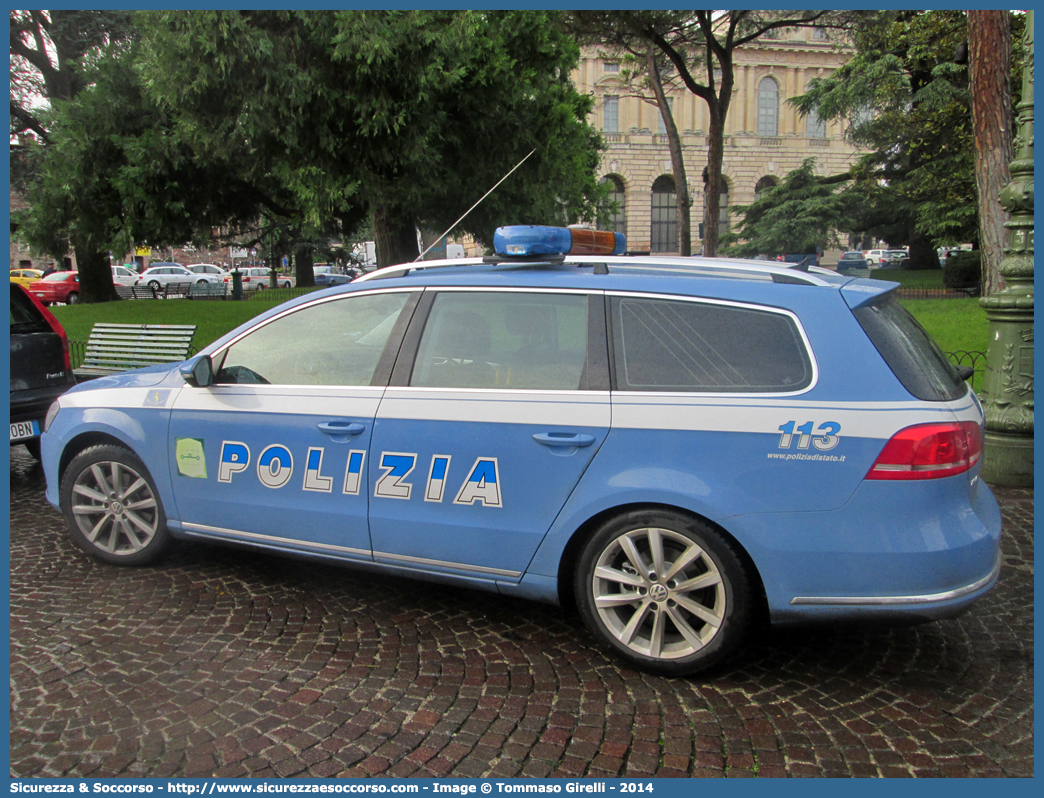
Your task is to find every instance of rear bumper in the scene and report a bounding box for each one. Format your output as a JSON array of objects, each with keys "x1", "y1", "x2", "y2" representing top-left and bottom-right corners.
[
  {"x1": 782, "y1": 548, "x2": 1001, "y2": 623},
  {"x1": 728, "y1": 474, "x2": 1003, "y2": 624}
]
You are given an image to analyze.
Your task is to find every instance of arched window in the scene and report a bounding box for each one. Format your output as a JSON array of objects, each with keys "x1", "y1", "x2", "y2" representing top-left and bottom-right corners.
[
  {"x1": 599, "y1": 175, "x2": 626, "y2": 235},
  {"x1": 757, "y1": 77, "x2": 780, "y2": 137},
  {"x1": 650, "y1": 175, "x2": 677, "y2": 253},
  {"x1": 755, "y1": 176, "x2": 777, "y2": 201}
]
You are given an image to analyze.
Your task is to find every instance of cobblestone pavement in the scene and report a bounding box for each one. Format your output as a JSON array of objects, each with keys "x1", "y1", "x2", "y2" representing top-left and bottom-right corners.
[{"x1": 10, "y1": 446, "x2": 1033, "y2": 779}]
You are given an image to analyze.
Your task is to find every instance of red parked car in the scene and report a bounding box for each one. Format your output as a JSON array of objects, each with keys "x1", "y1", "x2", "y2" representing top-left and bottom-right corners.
[{"x1": 28, "y1": 271, "x2": 80, "y2": 306}]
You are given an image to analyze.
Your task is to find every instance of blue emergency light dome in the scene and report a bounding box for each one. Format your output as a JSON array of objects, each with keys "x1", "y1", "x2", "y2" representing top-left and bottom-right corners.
[{"x1": 494, "y1": 226, "x2": 626, "y2": 257}]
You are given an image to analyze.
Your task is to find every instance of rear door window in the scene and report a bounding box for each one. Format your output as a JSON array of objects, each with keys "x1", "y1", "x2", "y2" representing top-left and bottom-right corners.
[
  {"x1": 609, "y1": 295, "x2": 813, "y2": 393},
  {"x1": 410, "y1": 291, "x2": 590, "y2": 390}
]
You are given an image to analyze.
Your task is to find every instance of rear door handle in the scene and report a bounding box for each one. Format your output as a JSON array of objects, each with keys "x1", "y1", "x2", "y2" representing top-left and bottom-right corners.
[
  {"x1": 533, "y1": 432, "x2": 596, "y2": 448},
  {"x1": 317, "y1": 421, "x2": 366, "y2": 438}
]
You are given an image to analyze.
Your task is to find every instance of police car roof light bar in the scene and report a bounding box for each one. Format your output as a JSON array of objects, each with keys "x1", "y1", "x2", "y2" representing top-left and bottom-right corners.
[{"x1": 493, "y1": 225, "x2": 625, "y2": 258}]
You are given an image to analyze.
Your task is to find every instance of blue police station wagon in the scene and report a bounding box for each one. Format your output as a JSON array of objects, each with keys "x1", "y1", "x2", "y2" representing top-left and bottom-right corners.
[{"x1": 41, "y1": 226, "x2": 1001, "y2": 675}]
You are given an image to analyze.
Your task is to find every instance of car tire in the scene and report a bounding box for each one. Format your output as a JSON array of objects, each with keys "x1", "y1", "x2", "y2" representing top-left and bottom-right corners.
[
  {"x1": 23, "y1": 439, "x2": 41, "y2": 460},
  {"x1": 574, "y1": 509, "x2": 752, "y2": 676},
  {"x1": 281, "y1": 281, "x2": 291, "y2": 289},
  {"x1": 59, "y1": 444, "x2": 171, "y2": 566},
  {"x1": 66, "y1": 292, "x2": 79, "y2": 305},
  {"x1": 196, "y1": 278, "x2": 208, "y2": 284},
  {"x1": 148, "y1": 280, "x2": 161, "y2": 290}
]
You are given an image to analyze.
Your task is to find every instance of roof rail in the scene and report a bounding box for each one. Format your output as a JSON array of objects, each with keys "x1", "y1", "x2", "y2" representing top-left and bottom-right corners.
[
  {"x1": 353, "y1": 254, "x2": 834, "y2": 287},
  {"x1": 572, "y1": 255, "x2": 833, "y2": 286},
  {"x1": 352, "y1": 258, "x2": 487, "y2": 283}
]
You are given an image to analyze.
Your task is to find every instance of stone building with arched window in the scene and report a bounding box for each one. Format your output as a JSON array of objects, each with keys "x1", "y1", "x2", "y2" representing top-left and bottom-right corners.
[{"x1": 574, "y1": 27, "x2": 863, "y2": 259}]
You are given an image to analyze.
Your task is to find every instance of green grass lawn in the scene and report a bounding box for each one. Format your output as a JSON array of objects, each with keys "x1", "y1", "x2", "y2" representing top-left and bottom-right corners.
[
  {"x1": 52, "y1": 291, "x2": 988, "y2": 363},
  {"x1": 51, "y1": 290, "x2": 317, "y2": 348},
  {"x1": 898, "y1": 297, "x2": 988, "y2": 354}
]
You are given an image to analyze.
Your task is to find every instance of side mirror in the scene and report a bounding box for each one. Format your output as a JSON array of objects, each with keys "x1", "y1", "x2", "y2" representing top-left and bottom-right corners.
[{"x1": 180, "y1": 355, "x2": 214, "y2": 388}]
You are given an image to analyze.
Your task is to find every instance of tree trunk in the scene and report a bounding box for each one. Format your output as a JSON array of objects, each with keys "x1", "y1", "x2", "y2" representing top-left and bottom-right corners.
[
  {"x1": 908, "y1": 227, "x2": 938, "y2": 272},
  {"x1": 73, "y1": 241, "x2": 119, "y2": 303},
  {"x1": 703, "y1": 105, "x2": 725, "y2": 257},
  {"x1": 373, "y1": 204, "x2": 420, "y2": 268},
  {"x1": 269, "y1": 241, "x2": 285, "y2": 288},
  {"x1": 295, "y1": 246, "x2": 315, "y2": 288},
  {"x1": 648, "y1": 50, "x2": 691, "y2": 256},
  {"x1": 968, "y1": 11, "x2": 1013, "y2": 295}
]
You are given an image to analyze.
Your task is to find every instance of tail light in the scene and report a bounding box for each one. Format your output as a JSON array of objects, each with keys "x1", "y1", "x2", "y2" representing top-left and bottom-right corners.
[{"x1": 866, "y1": 422, "x2": 983, "y2": 480}]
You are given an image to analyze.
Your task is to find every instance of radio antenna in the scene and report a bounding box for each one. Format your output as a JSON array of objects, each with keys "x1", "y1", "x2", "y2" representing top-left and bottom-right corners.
[{"x1": 414, "y1": 148, "x2": 537, "y2": 262}]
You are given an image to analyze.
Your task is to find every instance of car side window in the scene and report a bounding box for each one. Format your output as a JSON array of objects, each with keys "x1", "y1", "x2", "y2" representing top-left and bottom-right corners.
[
  {"x1": 610, "y1": 296, "x2": 813, "y2": 393},
  {"x1": 212, "y1": 291, "x2": 411, "y2": 386},
  {"x1": 410, "y1": 292, "x2": 589, "y2": 390}
]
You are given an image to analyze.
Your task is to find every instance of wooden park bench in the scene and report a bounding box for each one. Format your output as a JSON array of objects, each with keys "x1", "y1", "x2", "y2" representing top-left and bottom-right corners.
[
  {"x1": 74, "y1": 323, "x2": 197, "y2": 380},
  {"x1": 116, "y1": 285, "x2": 162, "y2": 300}
]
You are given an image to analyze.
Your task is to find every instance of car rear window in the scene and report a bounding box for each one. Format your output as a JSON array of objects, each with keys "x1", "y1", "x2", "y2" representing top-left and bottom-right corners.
[
  {"x1": 10, "y1": 287, "x2": 50, "y2": 333},
  {"x1": 852, "y1": 295, "x2": 967, "y2": 401},
  {"x1": 610, "y1": 296, "x2": 813, "y2": 393}
]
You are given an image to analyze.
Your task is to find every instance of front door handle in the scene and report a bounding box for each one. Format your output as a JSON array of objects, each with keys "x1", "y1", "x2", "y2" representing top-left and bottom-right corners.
[
  {"x1": 317, "y1": 421, "x2": 366, "y2": 439},
  {"x1": 533, "y1": 432, "x2": 596, "y2": 448}
]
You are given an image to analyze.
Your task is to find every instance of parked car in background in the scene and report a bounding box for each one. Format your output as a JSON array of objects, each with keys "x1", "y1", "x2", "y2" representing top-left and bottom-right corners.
[
  {"x1": 187, "y1": 263, "x2": 228, "y2": 279},
  {"x1": 111, "y1": 265, "x2": 139, "y2": 286},
  {"x1": 313, "y1": 264, "x2": 353, "y2": 287},
  {"x1": 837, "y1": 251, "x2": 869, "y2": 271},
  {"x1": 10, "y1": 269, "x2": 43, "y2": 288},
  {"x1": 882, "y1": 250, "x2": 910, "y2": 269},
  {"x1": 137, "y1": 264, "x2": 222, "y2": 290},
  {"x1": 28, "y1": 271, "x2": 81, "y2": 305},
  {"x1": 224, "y1": 267, "x2": 293, "y2": 291},
  {"x1": 10, "y1": 284, "x2": 77, "y2": 459},
  {"x1": 863, "y1": 249, "x2": 888, "y2": 267}
]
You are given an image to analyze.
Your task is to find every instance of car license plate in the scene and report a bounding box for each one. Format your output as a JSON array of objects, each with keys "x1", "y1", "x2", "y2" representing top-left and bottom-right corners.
[{"x1": 10, "y1": 420, "x2": 39, "y2": 441}]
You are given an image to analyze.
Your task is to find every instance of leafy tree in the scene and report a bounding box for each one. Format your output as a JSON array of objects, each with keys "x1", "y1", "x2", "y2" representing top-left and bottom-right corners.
[
  {"x1": 136, "y1": 10, "x2": 609, "y2": 267},
  {"x1": 10, "y1": 10, "x2": 136, "y2": 301},
  {"x1": 792, "y1": 10, "x2": 1024, "y2": 276},
  {"x1": 10, "y1": 10, "x2": 134, "y2": 142},
  {"x1": 721, "y1": 159, "x2": 856, "y2": 257},
  {"x1": 14, "y1": 30, "x2": 295, "y2": 301}
]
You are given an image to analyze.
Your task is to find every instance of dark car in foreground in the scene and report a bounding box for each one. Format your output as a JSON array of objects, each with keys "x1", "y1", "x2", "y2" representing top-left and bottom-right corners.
[{"x1": 10, "y1": 285, "x2": 77, "y2": 458}]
